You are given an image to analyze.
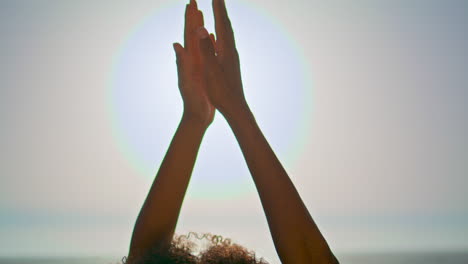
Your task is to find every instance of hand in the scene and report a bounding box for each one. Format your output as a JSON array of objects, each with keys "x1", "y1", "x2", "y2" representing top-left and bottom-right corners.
[
  {"x1": 174, "y1": 0, "x2": 215, "y2": 127},
  {"x1": 198, "y1": 0, "x2": 247, "y2": 117}
]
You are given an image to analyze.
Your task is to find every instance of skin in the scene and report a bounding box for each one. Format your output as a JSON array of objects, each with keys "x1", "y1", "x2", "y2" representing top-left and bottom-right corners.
[
  {"x1": 127, "y1": 0, "x2": 214, "y2": 261},
  {"x1": 128, "y1": 0, "x2": 339, "y2": 263},
  {"x1": 199, "y1": 0, "x2": 338, "y2": 263}
]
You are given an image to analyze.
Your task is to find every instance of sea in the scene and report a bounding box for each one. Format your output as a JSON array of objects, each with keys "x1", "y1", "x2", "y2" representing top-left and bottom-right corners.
[{"x1": 1, "y1": 252, "x2": 468, "y2": 264}]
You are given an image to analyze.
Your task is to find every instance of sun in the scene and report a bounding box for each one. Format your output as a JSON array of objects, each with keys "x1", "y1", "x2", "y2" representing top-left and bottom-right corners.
[{"x1": 108, "y1": 0, "x2": 312, "y2": 199}]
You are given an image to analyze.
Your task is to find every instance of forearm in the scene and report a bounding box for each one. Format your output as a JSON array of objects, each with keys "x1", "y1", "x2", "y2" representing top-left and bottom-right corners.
[
  {"x1": 223, "y1": 105, "x2": 336, "y2": 264},
  {"x1": 129, "y1": 114, "x2": 207, "y2": 258}
]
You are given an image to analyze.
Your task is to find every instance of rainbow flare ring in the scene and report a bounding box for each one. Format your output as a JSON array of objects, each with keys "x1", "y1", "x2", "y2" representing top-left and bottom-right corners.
[{"x1": 107, "y1": 0, "x2": 314, "y2": 199}]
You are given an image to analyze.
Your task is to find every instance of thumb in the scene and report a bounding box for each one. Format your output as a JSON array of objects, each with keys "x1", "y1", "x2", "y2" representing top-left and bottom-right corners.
[
  {"x1": 197, "y1": 27, "x2": 217, "y2": 66},
  {"x1": 173, "y1": 43, "x2": 185, "y2": 86},
  {"x1": 173, "y1": 42, "x2": 184, "y2": 64}
]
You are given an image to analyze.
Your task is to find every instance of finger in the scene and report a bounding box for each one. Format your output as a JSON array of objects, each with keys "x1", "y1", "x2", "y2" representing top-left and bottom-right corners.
[
  {"x1": 198, "y1": 28, "x2": 214, "y2": 58},
  {"x1": 173, "y1": 42, "x2": 184, "y2": 60},
  {"x1": 184, "y1": 4, "x2": 191, "y2": 49},
  {"x1": 192, "y1": 11, "x2": 205, "y2": 49},
  {"x1": 198, "y1": 28, "x2": 221, "y2": 74},
  {"x1": 173, "y1": 43, "x2": 186, "y2": 84},
  {"x1": 209, "y1": 33, "x2": 218, "y2": 54},
  {"x1": 213, "y1": 0, "x2": 235, "y2": 53},
  {"x1": 190, "y1": 0, "x2": 203, "y2": 27},
  {"x1": 185, "y1": 3, "x2": 204, "y2": 51},
  {"x1": 196, "y1": 10, "x2": 204, "y2": 28},
  {"x1": 193, "y1": 11, "x2": 205, "y2": 54},
  {"x1": 190, "y1": 0, "x2": 204, "y2": 29},
  {"x1": 190, "y1": 0, "x2": 197, "y2": 9},
  {"x1": 184, "y1": 1, "x2": 198, "y2": 48}
]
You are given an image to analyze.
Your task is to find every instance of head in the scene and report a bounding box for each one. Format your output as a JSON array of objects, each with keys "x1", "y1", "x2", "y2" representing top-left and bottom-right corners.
[{"x1": 125, "y1": 233, "x2": 269, "y2": 264}]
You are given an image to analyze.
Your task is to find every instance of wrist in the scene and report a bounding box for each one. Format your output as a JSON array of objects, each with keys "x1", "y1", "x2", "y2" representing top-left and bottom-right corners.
[
  {"x1": 221, "y1": 102, "x2": 254, "y2": 126},
  {"x1": 181, "y1": 112, "x2": 211, "y2": 131}
]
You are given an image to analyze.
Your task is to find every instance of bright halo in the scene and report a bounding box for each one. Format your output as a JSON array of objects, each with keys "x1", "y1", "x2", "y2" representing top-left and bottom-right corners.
[{"x1": 108, "y1": 1, "x2": 313, "y2": 199}]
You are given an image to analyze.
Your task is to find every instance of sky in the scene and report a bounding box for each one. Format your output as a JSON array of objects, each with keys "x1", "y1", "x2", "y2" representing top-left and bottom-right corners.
[{"x1": 1, "y1": 0, "x2": 467, "y2": 262}]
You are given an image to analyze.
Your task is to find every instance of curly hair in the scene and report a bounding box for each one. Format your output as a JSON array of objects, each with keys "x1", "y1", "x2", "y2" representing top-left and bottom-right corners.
[{"x1": 124, "y1": 232, "x2": 269, "y2": 264}]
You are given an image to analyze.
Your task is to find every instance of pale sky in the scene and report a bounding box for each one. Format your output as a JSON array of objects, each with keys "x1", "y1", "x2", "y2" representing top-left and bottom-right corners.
[{"x1": 1, "y1": 0, "x2": 467, "y2": 262}]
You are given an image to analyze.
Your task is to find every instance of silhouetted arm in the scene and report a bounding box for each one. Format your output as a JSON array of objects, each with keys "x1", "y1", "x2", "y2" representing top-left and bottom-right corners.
[
  {"x1": 127, "y1": 1, "x2": 214, "y2": 261},
  {"x1": 198, "y1": 1, "x2": 338, "y2": 263},
  {"x1": 127, "y1": 117, "x2": 209, "y2": 259},
  {"x1": 224, "y1": 104, "x2": 338, "y2": 264}
]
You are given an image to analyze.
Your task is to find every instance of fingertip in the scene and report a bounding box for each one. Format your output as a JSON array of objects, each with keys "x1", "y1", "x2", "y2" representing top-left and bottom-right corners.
[
  {"x1": 191, "y1": 0, "x2": 198, "y2": 9},
  {"x1": 173, "y1": 43, "x2": 183, "y2": 55},
  {"x1": 198, "y1": 10, "x2": 205, "y2": 25},
  {"x1": 209, "y1": 33, "x2": 217, "y2": 50}
]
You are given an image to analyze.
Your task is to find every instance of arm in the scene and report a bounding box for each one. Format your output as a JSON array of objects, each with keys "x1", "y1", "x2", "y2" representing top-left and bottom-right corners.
[
  {"x1": 128, "y1": 116, "x2": 209, "y2": 259},
  {"x1": 224, "y1": 104, "x2": 338, "y2": 264},
  {"x1": 198, "y1": 1, "x2": 338, "y2": 263},
  {"x1": 127, "y1": 1, "x2": 214, "y2": 260}
]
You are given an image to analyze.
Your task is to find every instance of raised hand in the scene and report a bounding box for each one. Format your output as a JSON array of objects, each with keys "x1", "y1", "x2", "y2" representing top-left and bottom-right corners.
[
  {"x1": 196, "y1": 1, "x2": 339, "y2": 263},
  {"x1": 174, "y1": 0, "x2": 215, "y2": 127},
  {"x1": 128, "y1": 1, "x2": 216, "y2": 261},
  {"x1": 198, "y1": 0, "x2": 247, "y2": 118}
]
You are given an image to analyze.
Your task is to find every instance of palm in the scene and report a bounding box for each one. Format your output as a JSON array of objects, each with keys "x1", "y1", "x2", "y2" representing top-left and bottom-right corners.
[
  {"x1": 174, "y1": 0, "x2": 215, "y2": 126},
  {"x1": 180, "y1": 48, "x2": 215, "y2": 124}
]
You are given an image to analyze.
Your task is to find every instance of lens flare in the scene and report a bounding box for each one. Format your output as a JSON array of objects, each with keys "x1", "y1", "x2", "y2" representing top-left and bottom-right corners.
[{"x1": 107, "y1": 1, "x2": 313, "y2": 199}]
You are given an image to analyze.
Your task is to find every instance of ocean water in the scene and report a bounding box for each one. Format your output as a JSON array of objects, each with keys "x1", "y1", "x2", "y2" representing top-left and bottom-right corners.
[
  {"x1": 0, "y1": 257, "x2": 121, "y2": 264},
  {"x1": 1, "y1": 253, "x2": 468, "y2": 264},
  {"x1": 337, "y1": 252, "x2": 468, "y2": 264}
]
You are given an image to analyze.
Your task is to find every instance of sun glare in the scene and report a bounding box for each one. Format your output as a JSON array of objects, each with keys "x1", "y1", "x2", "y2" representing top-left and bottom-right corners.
[{"x1": 110, "y1": 1, "x2": 311, "y2": 199}]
